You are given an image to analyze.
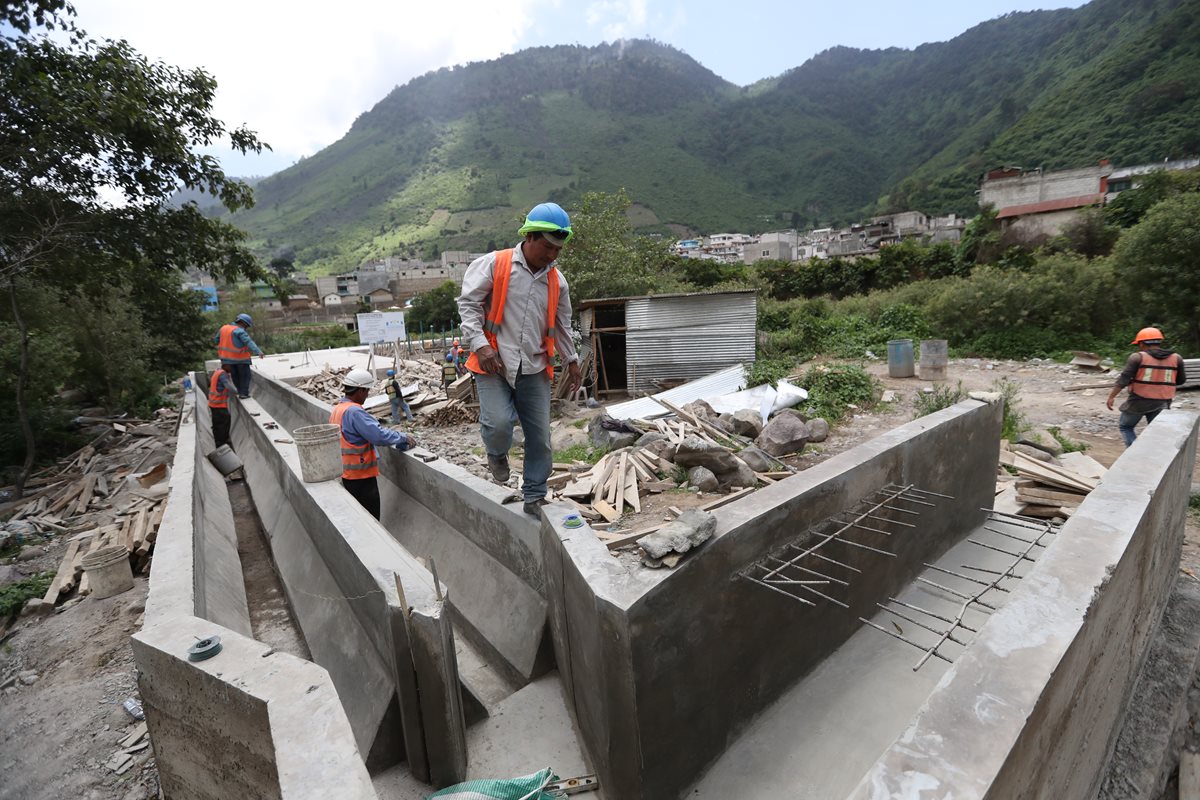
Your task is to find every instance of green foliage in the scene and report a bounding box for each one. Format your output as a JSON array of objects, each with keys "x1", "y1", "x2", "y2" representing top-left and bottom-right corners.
[
  {"x1": 0, "y1": 572, "x2": 53, "y2": 618},
  {"x1": 407, "y1": 281, "x2": 461, "y2": 331},
  {"x1": 1111, "y1": 192, "x2": 1200, "y2": 351},
  {"x1": 799, "y1": 363, "x2": 878, "y2": 424},
  {"x1": 553, "y1": 443, "x2": 607, "y2": 465},
  {"x1": 1046, "y1": 426, "x2": 1089, "y2": 453},
  {"x1": 554, "y1": 189, "x2": 681, "y2": 301},
  {"x1": 1048, "y1": 208, "x2": 1119, "y2": 259},
  {"x1": 744, "y1": 356, "x2": 797, "y2": 388},
  {"x1": 992, "y1": 378, "x2": 1027, "y2": 442},
  {"x1": 913, "y1": 382, "x2": 968, "y2": 418},
  {"x1": 1106, "y1": 168, "x2": 1200, "y2": 228},
  {"x1": 260, "y1": 324, "x2": 358, "y2": 354}
]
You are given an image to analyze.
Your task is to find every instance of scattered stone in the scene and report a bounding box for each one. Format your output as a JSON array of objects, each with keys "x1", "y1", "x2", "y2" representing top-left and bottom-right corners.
[
  {"x1": 711, "y1": 414, "x2": 736, "y2": 434},
  {"x1": 550, "y1": 425, "x2": 589, "y2": 452},
  {"x1": 639, "y1": 509, "x2": 717, "y2": 559},
  {"x1": 674, "y1": 436, "x2": 740, "y2": 473},
  {"x1": 660, "y1": 553, "x2": 683, "y2": 568},
  {"x1": 687, "y1": 466, "x2": 719, "y2": 492},
  {"x1": 755, "y1": 414, "x2": 810, "y2": 457},
  {"x1": 683, "y1": 400, "x2": 717, "y2": 422},
  {"x1": 22, "y1": 598, "x2": 53, "y2": 616},
  {"x1": 730, "y1": 409, "x2": 764, "y2": 438},
  {"x1": 738, "y1": 446, "x2": 775, "y2": 473},
  {"x1": 588, "y1": 414, "x2": 639, "y2": 450},
  {"x1": 1018, "y1": 430, "x2": 1064, "y2": 457},
  {"x1": 881, "y1": 389, "x2": 898, "y2": 403},
  {"x1": 635, "y1": 431, "x2": 666, "y2": 448},
  {"x1": 643, "y1": 438, "x2": 677, "y2": 462},
  {"x1": 1011, "y1": 443, "x2": 1055, "y2": 463},
  {"x1": 969, "y1": 390, "x2": 1002, "y2": 403},
  {"x1": 18, "y1": 671, "x2": 38, "y2": 686},
  {"x1": 806, "y1": 418, "x2": 830, "y2": 443},
  {"x1": 0, "y1": 564, "x2": 23, "y2": 587},
  {"x1": 720, "y1": 459, "x2": 756, "y2": 489},
  {"x1": 16, "y1": 546, "x2": 41, "y2": 562}
]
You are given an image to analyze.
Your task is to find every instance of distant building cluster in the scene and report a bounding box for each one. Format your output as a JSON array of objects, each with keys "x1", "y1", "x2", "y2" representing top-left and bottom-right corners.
[{"x1": 673, "y1": 211, "x2": 968, "y2": 266}]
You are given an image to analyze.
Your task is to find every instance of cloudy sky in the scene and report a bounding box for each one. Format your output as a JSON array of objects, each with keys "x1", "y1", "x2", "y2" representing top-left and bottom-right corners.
[{"x1": 66, "y1": 0, "x2": 1088, "y2": 177}]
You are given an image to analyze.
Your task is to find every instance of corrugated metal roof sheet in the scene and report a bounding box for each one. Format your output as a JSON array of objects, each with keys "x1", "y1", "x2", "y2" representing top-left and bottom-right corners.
[
  {"x1": 624, "y1": 292, "x2": 757, "y2": 393},
  {"x1": 995, "y1": 194, "x2": 1104, "y2": 219},
  {"x1": 606, "y1": 364, "x2": 747, "y2": 420}
]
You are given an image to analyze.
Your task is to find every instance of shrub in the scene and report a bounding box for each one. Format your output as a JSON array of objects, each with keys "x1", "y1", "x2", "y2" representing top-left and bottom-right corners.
[
  {"x1": 799, "y1": 363, "x2": 879, "y2": 423},
  {"x1": 992, "y1": 378, "x2": 1027, "y2": 441},
  {"x1": 745, "y1": 356, "x2": 797, "y2": 387},
  {"x1": 913, "y1": 382, "x2": 968, "y2": 418}
]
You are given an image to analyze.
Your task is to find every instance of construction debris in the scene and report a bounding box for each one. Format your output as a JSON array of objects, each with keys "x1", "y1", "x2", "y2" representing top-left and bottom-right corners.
[
  {"x1": 998, "y1": 443, "x2": 1106, "y2": 520},
  {"x1": 292, "y1": 363, "x2": 458, "y2": 421}
]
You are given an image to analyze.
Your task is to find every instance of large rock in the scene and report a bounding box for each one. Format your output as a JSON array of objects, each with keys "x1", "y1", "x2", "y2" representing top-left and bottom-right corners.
[
  {"x1": 674, "y1": 436, "x2": 740, "y2": 473},
  {"x1": 643, "y1": 438, "x2": 678, "y2": 463},
  {"x1": 1011, "y1": 442, "x2": 1056, "y2": 463},
  {"x1": 756, "y1": 415, "x2": 810, "y2": 457},
  {"x1": 684, "y1": 400, "x2": 717, "y2": 422},
  {"x1": 551, "y1": 424, "x2": 589, "y2": 452},
  {"x1": 589, "y1": 414, "x2": 639, "y2": 450},
  {"x1": 636, "y1": 431, "x2": 666, "y2": 448},
  {"x1": 720, "y1": 458, "x2": 756, "y2": 488},
  {"x1": 730, "y1": 409, "x2": 764, "y2": 438},
  {"x1": 738, "y1": 446, "x2": 775, "y2": 473},
  {"x1": 687, "y1": 466, "x2": 719, "y2": 492},
  {"x1": 807, "y1": 418, "x2": 830, "y2": 443},
  {"x1": 0, "y1": 564, "x2": 24, "y2": 587},
  {"x1": 639, "y1": 509, "x2": 718, "y2": 559},
  {"x1": 712, "y1": 414, "x2": 736, "y2": 434}
]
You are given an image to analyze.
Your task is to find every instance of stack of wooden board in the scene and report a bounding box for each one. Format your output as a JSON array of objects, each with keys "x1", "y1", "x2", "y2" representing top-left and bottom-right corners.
[{"x1": 998, "y1": 447, "x2": 1106, "y2": 520}]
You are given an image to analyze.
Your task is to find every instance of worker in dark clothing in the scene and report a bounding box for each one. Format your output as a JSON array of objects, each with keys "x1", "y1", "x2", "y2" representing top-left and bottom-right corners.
[
  {"x1": 1106, "y1": 326, "x2": 1187, "y2": 447},
  {"x1": 208, "y1": 366, "x2": 234, "y2": 448}
]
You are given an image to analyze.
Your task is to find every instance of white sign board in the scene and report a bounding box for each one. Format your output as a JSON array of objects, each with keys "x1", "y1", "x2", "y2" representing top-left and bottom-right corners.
[{"x1": 356, "y1": 311, "x2": 406, "y2": 344}]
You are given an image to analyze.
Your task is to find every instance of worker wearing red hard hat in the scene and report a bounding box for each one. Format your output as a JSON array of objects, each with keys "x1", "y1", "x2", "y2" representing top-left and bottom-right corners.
[{"x1": 1106, "y1": 327, "x2": 1187, "y2": 447}]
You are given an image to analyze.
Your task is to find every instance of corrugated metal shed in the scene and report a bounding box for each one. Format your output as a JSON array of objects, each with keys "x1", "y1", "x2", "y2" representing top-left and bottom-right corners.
[{"x1": 623, "y1": 291, "x2": 757, "y2": 393}]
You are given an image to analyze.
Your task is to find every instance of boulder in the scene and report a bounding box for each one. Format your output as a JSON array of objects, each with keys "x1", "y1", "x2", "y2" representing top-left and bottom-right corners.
[
  {"x1": 0, "y1": 564, "x2": 24, "y2": 587},
  {"x1": 674, "y1": 436, "x2": 740, "y2": 473},
  {"x1": 756, "y1": 415, "x2": 810, "y2": 457},
  {"x1": 738, "y1": 446, "x2": 775, "y2": 473},
  {"x1": 639, "y1": 509, "x2": 718, "y2": 559},
  {"x1": 589, "y1": 414, "x2": 639, "y2": 450},
  {"x1": 687, "y1": 466, "x2": 719, "y2": 492},
  {"x1": 1018, "y1": 428, "x2": 1064, "y2": 456},
  {"x1": 719, "y1": 458, "x2": 756, "y2": 488},
  {"x1": 712, "y1": 414, "x2": 736, "y2": 434},
  {"x1": 806, "y1": 418, "x2": 830, "y2": 443},
  {"x1": 1011, "y1": 443, "x2": 1056, "y2": 464},
  {"x1": 773, "y1": 407, "x2": 808, "y2": 423},
  {"x1": 684, "y1": 400, "x2": 717, "y2": 422},
  {"x1": 730, "y1": 409, "x2": 764, "y2": 438},
  {"x1": 550, "y1": 424, "x2": 589, "y2": 452},
  {"x1": 643, "y1": 439, "x2": 678, "y2": 463},
  {"x1": 636, "y1": 431, "x2": 666, "y2": 448}
]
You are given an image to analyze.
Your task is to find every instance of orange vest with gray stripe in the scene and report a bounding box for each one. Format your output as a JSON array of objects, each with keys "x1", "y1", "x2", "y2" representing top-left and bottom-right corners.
[
  {"x1": 208, "y1": 369, "x2": 229, "y2": 409},
  {"x1": 329, "y1": 401, "x2": 379, "y2": 480},
  {"x1": 465, "y1": 248, "x2": 560, "y2": 379},
  {"x1": 1131, "y1": 352, "x2": 1182, "y2": 401},
  {"x1": 217, "y1": 324, "x2": 251, "y2": 362}
]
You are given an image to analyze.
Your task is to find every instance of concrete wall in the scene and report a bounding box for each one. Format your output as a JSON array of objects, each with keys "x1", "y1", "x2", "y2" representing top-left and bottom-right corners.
[
  {"x1": 543, "y1": 400, "x2": 1003, "y2": 799},
  {"x1": 250, "y1": 374, "x2": 548, "y2": 684},
  {"x1": 980, "y1": 164, "x2": 1107, "y2": 208},
  {"x1": 137, "y1": 384, "x2": 377, "y2": 799},
  {"x1": 228, "y1": 391, "x2": 465, "y2": 784},
  {"x1": 848, "y1": 409, "x2": 1200, "y2": 800}
]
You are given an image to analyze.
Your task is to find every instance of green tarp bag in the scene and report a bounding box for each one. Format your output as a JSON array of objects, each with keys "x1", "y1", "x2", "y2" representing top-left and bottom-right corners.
[{"x1": 426, "y1": 768, "x2": 558, "y2": 800}]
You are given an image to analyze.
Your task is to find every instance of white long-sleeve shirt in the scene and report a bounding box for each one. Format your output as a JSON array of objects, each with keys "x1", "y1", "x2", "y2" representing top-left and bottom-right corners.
[{"x1": 457, "y1": 242, "x2": 578, "y2": 387}]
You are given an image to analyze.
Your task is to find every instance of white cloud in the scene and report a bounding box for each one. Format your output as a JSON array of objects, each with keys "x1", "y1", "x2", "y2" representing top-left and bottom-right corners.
[
  {"x1": 584, "y1": 0, "x2": 649, "y2": 40},
  {"x1": 68, "y1": 0, "x2": 552, "y2": 173}
]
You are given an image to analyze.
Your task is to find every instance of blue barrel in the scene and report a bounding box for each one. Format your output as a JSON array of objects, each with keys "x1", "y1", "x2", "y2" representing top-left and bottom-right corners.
[{"x1": 887, "y1": 339, "x2": 915, "y2": 378}]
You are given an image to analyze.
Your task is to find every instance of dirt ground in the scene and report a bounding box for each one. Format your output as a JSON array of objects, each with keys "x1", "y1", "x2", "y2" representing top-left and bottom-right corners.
[{"x1": 2, "y1": 356, "x2": 1198, "y2": 799}]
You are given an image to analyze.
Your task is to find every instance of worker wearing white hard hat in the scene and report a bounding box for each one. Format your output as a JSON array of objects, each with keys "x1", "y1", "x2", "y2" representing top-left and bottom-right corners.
[{"x1": 329, "y1": 368, "x2": 417, "y2": 519}]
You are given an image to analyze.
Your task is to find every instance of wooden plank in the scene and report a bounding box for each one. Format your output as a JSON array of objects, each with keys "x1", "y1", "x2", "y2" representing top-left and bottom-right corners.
[
  {"x1": 46, "y1": 479, "x2": 84, "y2": 514},
  {"x1": 1015, "y1": 453, "x2": 1097, "y2": 489},
  {"x1": 42, "y1": 540, "x2": 82, "y2": 605},
  {"x1": 624, "y1": 466, "x2": 640, "y2": 513},
  {"x1": 643, "y1": 479, "x2": 676, "y2": 493},
  {"x1": 1000, "y1": 451, "x2": 1094, "y2": 493},
  {"x1": 591, "y1": 498, "x2": 620, "y2": 523},
  {"x1": 70, "y1": 474, "x2": 98, "y2": 517},
  {"x1": 1016, "y1": 485, "x2": 1088, "y2": 504},
  {"x1": 603, "y1": 523, "x2": 664, "y2": 551},
  {"x1": 613, "y1": 453, "x2": 628, "y2": 513},
  {"x1": 562, "y1": 477, "x2": 595, "y2": 499},
  {"x1": 129, "y1": 507, "x2": 150, "y2": 554}
]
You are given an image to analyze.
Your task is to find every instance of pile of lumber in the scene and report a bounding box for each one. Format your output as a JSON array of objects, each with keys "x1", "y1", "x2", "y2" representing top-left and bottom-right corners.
[
  {"x1": 998, "y1": 446, "x2": 1105, "y2": 520},
  {"x1": 1, "y1": 407, "x2": 179, "y2": 609},
  {"x1": 419, "y1": 399, "x2": 478, "y2": 426},
  {"x1": 447, "y1": 373, "x2": 476, "y2": 404},
  {"x1": 552, "y1": 348, "x2": 595, "y2": 399},
  {"x1": 293, "y1": 365, "x2": 442, "y2": 420}
]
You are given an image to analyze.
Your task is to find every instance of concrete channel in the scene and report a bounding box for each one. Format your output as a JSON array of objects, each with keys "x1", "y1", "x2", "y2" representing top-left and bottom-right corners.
[{"x1": 132, "y1": 351, "x2": 1199, "y2": 799}]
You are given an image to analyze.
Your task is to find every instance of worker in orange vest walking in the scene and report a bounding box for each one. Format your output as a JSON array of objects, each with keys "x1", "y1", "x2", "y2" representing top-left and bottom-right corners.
[
  {"x1": 1106, "y1": 326, "x2": 1187, "y2": 447},
  {"x1": 457, "y1": 203, "x2": 582, "y2": 516},
  {"x1": 330, "y1": 369, "x2": 417, "y2": 519},
  {"x1": 212, "y1": 313, "x2": 263, "y2": 398},
  {"x1": 208, "y1": 366, "x2": 234, "y2": 449}
]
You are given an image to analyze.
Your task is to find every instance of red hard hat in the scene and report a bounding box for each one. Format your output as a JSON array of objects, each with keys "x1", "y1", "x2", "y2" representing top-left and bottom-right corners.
[{"x1": 1131, "y1": 327, "x2": 1164, "y2": 345}]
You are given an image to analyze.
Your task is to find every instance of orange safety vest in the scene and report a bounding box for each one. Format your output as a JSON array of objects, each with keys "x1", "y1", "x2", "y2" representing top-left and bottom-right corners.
[
  {"x1": 465, "y1": 248, "x2": 560, "y2": 379},
  {"x1": 217, "y1": 324, "x2": 251, "y2": 362},
  {"x1": 329, "y1": 401, "x2": 379, "y2": 480},
  {"x1": 1130, "y1": 352, "x2": 1181, "y2": 401},
  {"x1": 208, "y1": 369, "x2": 229, "y2": 409}
]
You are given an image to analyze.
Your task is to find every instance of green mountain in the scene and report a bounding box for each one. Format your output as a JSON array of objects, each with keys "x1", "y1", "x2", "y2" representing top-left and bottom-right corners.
[{"x1": 232, "y1": 0, "x2": 1200, "y2": 273}]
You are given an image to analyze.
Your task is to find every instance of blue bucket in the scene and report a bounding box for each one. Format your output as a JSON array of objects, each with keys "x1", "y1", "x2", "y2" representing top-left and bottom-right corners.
[{"x1": 887, "y1": 339, "x2": 915, "y2": 378}]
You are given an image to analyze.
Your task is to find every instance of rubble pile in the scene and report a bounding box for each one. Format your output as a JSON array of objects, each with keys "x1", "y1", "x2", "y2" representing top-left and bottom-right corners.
[
  {"x1": 996, "y1": 440, "x2": 1106, "y2": 521},
  {"x1": 0, "y1": 407, "x2": 179, "y2": 611},
  {"x1": 293, "y1": 363, "x2": 446, "y2": 420}
]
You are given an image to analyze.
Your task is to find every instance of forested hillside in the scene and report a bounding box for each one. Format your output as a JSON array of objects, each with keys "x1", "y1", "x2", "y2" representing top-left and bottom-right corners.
[{"x1": 232, "y1": 0, "x2": 1200, "y2": 273}]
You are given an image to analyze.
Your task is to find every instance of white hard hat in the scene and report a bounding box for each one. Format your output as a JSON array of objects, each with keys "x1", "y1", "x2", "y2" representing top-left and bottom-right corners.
[{"x1": 343, "y1": 369, "x2": 375, "y2": 389}]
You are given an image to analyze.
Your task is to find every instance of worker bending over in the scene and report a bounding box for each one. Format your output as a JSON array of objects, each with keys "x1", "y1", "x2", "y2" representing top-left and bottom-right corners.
[
  {"x1": 208, "y1": 366, "x2": 234, "y2": 448},
  {"x1": 1106, "y1": 326, "x2": 1186, "y2": 447},
  {"x1": 331, "y1": 369, "x2": 417, "y2": 519}
]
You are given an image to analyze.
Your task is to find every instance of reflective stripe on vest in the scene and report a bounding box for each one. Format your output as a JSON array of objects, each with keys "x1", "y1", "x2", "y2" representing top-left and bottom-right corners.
[
  {"x1": 329, "y1": 401, "x2": 379, "y2": 479},
  {"x1": 465, "y1": 249, "x2": 560, "y2": 379},
  {"x1": 208, "y1": 369, "x2": 229, "y2": 409},
  {"x1": 217, "y1": 324, "x2": 251, "y2": 362},
  {"x1": 1130, "y1": 352, "x2": 1181, "y2": 401}
]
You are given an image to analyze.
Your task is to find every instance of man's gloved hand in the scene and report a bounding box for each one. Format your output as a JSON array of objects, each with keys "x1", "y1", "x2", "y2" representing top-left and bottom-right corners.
[{"x1": 474, "y1": 345, "x2": 504, "y2": 376}]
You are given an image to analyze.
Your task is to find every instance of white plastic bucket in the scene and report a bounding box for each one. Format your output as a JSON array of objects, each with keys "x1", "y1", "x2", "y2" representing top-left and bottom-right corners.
[
  {"x1": 206, "y1": 445, "x2": 243, "y2": 476},
  {"x1": 81, "y1": 545, "x2": 134, "y2": 600},
  {"x1": 918, "y1": 339, "x2": 949, "y2": 381},
  {"x1": 293, "y1": 424, "x2": 342, "y2": 482}
]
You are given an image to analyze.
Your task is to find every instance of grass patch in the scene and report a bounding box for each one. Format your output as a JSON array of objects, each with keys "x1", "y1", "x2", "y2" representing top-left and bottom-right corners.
[
  {"x1": 913, "y1": 381, "x2": 968, "y2": 418},
  {"x1": 993, "y1": 377, "x2": 1028, "y2": 442},
  {"x1": 800, "y1": 363, "x2": 879, "y2": 424},
  {"x1": 0, "y1": 572, "x2": 53, "y2": 618},
  {"x1": 553, "y1": 443, "x2": 607, "y2": 465},
  {"x1": 744, "y1": 356, "x2": 798, "y2": 388},
  {"x1": 1047, "y1": 426, "x2": 1089, "y2": 453},
  {"x1": 572, "y1": 419, "x2": 588, "y2": 429}
]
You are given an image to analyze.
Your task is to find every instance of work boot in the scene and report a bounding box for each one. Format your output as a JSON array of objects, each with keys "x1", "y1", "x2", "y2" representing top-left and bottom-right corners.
[
  {"x1": 523, "y1": 498, "x2": 547, "y2": 516},
  {"x1": 487, "y1": 454, "x2": 510, "y2": 483}
]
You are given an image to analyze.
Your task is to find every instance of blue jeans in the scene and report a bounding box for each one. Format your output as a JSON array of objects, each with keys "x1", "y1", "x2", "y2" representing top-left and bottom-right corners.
[
  {"x1": 390, "y1": 397, "x2": 413, "y2": 422},
  {"x1": 223, "y1": 361, "x2": 252, "y2": 397},
  {"x1": 476, "y1": 370, "x2": 552, "y2": 501},
  {"x1": 1119, "y1": 409, "x2": 1162, "y2": 447}
]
